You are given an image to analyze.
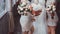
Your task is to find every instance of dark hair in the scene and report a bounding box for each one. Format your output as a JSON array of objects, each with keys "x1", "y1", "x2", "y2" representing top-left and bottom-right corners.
[
  {"x1": 51, "y1": 12, "x2": 55, "y2": 19},
  {"x1": 28, "y1": 0, "x2": 31, "y2": 2},
  {"x1": 16, "y1": 0, "x2": 21, "y2": 5},
  {"x1": 46, "y1": 12, "x2": 48, "y2": 20}
]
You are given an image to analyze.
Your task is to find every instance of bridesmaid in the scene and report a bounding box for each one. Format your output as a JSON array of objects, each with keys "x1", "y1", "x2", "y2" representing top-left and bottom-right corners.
[
  {"x1": 17, "y1": 0, "x2": 34, "y2": 34},
  {"x1": 46, "y1": 1, "x2": 58, "y2": 34}
]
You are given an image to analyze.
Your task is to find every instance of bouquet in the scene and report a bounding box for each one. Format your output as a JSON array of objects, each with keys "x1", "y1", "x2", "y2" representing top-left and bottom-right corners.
[
  {"x1": 46, "y1": 3, "x2": 56, "y2": 19},
  {"x1": 17, "y1": 2, "x2": 32, "y2": 15}
]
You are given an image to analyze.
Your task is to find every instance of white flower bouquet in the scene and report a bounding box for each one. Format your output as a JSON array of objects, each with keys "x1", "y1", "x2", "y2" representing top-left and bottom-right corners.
[
  {"x1": 17, "y1": 2, "x2": 32, "y2": 15},
  {"x1": 46, "y1": 3, "x2": 56, "y2": 19}
]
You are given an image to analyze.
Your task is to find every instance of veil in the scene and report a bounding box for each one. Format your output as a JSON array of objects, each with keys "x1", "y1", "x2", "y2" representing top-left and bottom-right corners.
[{"x1": 31, "y1": 0, "x2": 39, "y2": 3}]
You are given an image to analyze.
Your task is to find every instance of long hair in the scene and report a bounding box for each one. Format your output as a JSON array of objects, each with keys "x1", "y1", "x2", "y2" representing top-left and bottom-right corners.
[
  {"x1": 28, "y1": 0, "x2": 31, "y2": 2},
  {"x1": 11, "y1": 0, "x2": 22, "y2": 33}
]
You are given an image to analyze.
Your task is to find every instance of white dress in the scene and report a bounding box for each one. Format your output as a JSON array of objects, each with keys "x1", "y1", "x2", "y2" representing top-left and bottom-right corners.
[
  {"x1": 31, "y1": 2, "x2": 48, "y2": 34},
  {"x1": 19, "y1": 1, "x2": 33, "y2": 32},
  {"x1": 47, "y1": 11, "x2": 58, "y2": 26},
  {"x1": 20, "y1": 13, "x2": 33, "y2": 32},
  {"x1": 46, "y1": 0, "x2": 58, "y2": 26}
]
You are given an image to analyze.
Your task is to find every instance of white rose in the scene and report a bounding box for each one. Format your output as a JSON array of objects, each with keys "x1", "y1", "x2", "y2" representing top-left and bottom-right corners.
[
  {"x1": 20, "y1": 7, "x2": 23, "y2": 10},
  {"x1": 21, "y1": 2, "x2": 26, "y2": 6},
  {"x1": 53, "y1": 5, "x2": 56, "y2": 11}
]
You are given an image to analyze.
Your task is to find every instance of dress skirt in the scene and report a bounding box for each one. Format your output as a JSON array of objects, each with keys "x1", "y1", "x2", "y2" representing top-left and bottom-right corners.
[
  {"x1": 20, "y1": 15, "x2": 32, "y2": 32},
  {"x1": 33, "y1": 10, "x2": 48, "y2": 34}
]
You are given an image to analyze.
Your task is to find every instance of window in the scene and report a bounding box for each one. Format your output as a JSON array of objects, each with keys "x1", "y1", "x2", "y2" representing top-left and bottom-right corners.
[
  {"x1": 0, "y1": 0, "x2": 5, "y2": 13},
  {"x1": 0, "y1": 0, "x2": 12, "y2": 18},
  {"x1": 0, "y1": 0, "x2": 6, "y2": 18}
]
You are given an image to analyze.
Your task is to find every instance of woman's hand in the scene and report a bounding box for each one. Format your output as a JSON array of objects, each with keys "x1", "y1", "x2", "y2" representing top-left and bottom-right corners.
[
  {"x1": 29, "y1": 5, "x2": 33, "y2": 11},
  {"x1": 31, "y1": 16, "x2": 35, "y2": 22}
]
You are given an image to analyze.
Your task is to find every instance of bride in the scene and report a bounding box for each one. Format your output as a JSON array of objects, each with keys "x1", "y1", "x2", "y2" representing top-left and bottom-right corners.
[{"x1": 30, "y1": 0, "x2": 48, "y2": 34}]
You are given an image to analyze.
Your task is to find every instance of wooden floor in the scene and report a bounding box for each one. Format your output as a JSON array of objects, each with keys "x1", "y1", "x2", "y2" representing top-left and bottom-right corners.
[{"x1": 0, "y1": 12, "x2": 9, "y2": 34}]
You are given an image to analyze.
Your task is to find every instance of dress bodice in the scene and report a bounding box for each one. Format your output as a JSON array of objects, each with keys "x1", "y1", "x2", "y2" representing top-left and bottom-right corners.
[
  {"x1": 34, "y1": 8, "x2": 46, "y2": 24},
  {"x1": 47, "y1": 11, "x2": 58, "y2": 23}
]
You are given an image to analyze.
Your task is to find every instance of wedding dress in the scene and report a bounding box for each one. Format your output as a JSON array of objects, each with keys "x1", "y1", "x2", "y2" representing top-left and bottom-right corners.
[
  {"x1": 33, "y1": 9, "x2": 47, "y2": 34},
  {"x1": 31, "y1": 0, "x2": 48, "y2": 34}
]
